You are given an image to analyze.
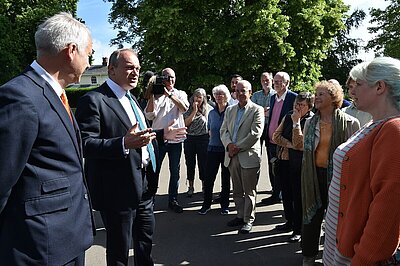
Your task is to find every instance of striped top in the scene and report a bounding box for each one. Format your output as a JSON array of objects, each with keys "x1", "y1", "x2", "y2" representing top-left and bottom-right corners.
[{"x1": 323, "y1": 118, "x2": 385, "y2": 265}]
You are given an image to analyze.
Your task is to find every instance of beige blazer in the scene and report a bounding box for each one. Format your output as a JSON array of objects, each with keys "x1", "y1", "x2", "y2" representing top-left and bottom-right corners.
[{"x1": 220, "y1": 100, "x2": 264, "y2": 168}]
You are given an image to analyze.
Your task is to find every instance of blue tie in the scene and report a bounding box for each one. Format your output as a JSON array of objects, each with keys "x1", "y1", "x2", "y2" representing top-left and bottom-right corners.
[{"x1": 126, "y1": 92, "x2": 157, "y2": 173}]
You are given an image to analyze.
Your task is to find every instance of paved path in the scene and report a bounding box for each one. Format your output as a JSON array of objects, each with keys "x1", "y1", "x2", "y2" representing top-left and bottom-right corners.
[{"x1": 85, "y1": 147, "x2": 324, "y2": 265}]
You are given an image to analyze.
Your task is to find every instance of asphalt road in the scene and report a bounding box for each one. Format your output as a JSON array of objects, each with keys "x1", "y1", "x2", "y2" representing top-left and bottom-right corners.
[{"x1": 85, "y1": 147, "x2": 324, "y2": 266}]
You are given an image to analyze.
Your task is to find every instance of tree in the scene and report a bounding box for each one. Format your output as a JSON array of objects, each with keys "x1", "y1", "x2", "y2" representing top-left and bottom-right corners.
[
  {"x1": 320, "y1": 9, "x2": 366, "y2": 86},
  {"x1": 367, "y1": 0, "x2": 400, "y2": 58},
  {"x1": 0, "y1": 1, "x2": 78, "y2": 85},
  {"x1": 107, "y1": 0, "x2": 348, "y2": 93}
]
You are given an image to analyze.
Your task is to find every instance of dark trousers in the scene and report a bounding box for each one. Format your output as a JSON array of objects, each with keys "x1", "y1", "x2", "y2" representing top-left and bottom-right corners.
[
  {"x1": 101, "y1": 197, "x2": 155, "y2": 266},
  {"x1": 301, "y1": 167, "x2": 328, "y2": 257},
  {"x1": 280, "y1": 159, "x2": 303, "y2": 234},
  {"x1": 260, "y1": 124, "x2": 268, "y2": 148},
  {"x1": 289, "y1": 158, "x2": 303, "y2": 234},
  {"x1": 184, "y1": 134, "x2": 209, "y2": 181},
  {"x1": 279, "y1": 160, "x2": 293, "y2": 223},
  {"x1": 267, "y1": 142, "x2": 281, "y2": 199},
  {"x1": 202, "y1": 151, "x2": 230, "y2": 209}
]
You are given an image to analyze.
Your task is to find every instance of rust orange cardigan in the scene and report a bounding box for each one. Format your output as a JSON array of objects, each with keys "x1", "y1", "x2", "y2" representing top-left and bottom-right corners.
[{"x1": 336, "y1": 118, "x2": 400, "y2": 266}]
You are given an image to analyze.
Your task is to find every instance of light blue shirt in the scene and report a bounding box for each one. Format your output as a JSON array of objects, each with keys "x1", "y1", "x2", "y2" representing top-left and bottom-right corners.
[
  {"x1": 232, "y1": 106, "x2": 245, "y2": 143},
  {"x1": 251, "y1": 88, "x2": 276, "y2": 124}
]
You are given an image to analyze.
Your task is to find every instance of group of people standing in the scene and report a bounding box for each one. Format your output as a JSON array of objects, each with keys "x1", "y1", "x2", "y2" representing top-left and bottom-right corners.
[{"x1": 0, "y1": 12, "x2": 399, "y2": 266}]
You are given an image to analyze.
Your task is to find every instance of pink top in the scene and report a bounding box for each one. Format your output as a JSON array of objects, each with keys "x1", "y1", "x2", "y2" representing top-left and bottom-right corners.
[{"x1": 268, "y1": 100, "x2": 284, "y2": 143}]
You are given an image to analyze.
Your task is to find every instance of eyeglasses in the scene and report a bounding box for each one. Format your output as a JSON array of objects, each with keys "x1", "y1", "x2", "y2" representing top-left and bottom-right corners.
[
  {"x1": 296, "y1": 102, "x2": 308, "y2": 108},
  {"x1": 236, "y1": 89, "x2": 250, "y2": 94}
]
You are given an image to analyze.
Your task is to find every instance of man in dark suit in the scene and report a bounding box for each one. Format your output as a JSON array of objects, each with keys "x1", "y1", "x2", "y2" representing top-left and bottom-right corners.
[
  {"x1": 75, "y1": 49, "x2": 186, "y2": 266},
  {"x1": 261, "y1": 71, "x2": 297, "y2": 207},
  {"x1": 0, "y1": 13, "x2": 94, "y2": 265}
]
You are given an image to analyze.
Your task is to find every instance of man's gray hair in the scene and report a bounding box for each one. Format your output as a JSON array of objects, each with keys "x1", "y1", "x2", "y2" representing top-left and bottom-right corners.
[
  {"x1": 35, "y1": 12, "x2": 91, "y2": 57},
  {"x1": 109, "y1": 48, "x2": 137, "y2": 68}
]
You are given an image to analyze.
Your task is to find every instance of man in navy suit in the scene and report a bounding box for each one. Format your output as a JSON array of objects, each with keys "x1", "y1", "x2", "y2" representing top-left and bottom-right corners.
[
  {"x1": 75, "y1": 49, "x2": 186, "y2": 266},
  {"x1": 0, "y1": 13, "x2": 94, "y2": 265},
  {"x1": 261, "y1": 72, "x2": 297, "y2": 207}
]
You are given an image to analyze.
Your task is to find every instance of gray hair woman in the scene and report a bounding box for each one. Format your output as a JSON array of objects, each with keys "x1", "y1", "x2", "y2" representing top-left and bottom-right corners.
[
  {"x1": 323, "y1": 57, "x2": 400, "y2": 265},
  {"x1": 198, "y1": 84, "x2": 232, "y2": 215},
  {"x1": 183, "y1": 88, "x2": 212, "y2": 196}
]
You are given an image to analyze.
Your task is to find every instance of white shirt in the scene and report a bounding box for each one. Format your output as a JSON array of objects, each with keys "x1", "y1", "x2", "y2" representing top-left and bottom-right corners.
[
  {"x1": 275, "y1": 89, "x2": 288, "y2": 103},
  {"x1": 107, "y1": 79, "x2": 150, "y2": 165},
  {"x1": 144, "y1": 88, "x2": 188, "y2": 143},
  {"x1": 30, "y1": 61, "x2": 63, "y2": 100}
]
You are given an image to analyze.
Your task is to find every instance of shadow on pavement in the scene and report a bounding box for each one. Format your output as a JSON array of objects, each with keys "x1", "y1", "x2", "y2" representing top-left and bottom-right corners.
[{"x1": 151, "y1": 193, "x2": 303, "y2": 266}]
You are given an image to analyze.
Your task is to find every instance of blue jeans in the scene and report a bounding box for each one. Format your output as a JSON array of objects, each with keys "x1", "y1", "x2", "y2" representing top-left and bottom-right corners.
[{"x1": 158, "y1": 142, "x2": 182, "y2": 202}]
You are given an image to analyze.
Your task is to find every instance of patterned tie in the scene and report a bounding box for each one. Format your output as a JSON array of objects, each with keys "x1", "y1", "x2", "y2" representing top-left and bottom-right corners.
[
  {"x1": 60, "y1": 89, "x2": 73, "y2": 123},
  {"x1": 126, "y1": 92, "x2": 157, "y2": 173}
]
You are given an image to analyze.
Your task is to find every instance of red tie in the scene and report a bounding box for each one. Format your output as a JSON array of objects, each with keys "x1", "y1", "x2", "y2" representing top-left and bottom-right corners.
[{"x1": 60, "y1": 89, "x2": 73, "y2": 122}]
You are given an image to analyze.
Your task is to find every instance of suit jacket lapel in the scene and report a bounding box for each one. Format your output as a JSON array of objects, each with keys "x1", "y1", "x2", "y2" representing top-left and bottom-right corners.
[
  {"x1": 24, "y1": 68, "x2": 82, "y2": 162},
  {"x1": 238, "y1": 103, "x2": 252, "y2": 128},
  {"x1": 229, "y1": 105, "x2": 238, "y2": 133},
  {"x1": 101, "y1": 84, "x2": 132, "y2": 129}
]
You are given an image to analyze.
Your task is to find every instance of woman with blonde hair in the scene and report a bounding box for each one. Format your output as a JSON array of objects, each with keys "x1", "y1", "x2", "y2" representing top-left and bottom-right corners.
[{"x1": 296, "y1": 81, "x2": 360, "y2": 265}]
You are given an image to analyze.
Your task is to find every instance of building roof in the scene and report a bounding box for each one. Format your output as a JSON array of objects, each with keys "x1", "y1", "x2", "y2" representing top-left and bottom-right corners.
[{"x1": 82, "y1": 65, "x2": 108, "y2": 76}]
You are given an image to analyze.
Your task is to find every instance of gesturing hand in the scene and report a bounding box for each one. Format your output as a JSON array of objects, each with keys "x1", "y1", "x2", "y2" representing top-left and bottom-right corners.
[
  {"x1": 124, "y1": 124, "x2": 156, "y2": 149},
  {"x1": 163, "y1": 119, "x2": 187, "y2": 141}
]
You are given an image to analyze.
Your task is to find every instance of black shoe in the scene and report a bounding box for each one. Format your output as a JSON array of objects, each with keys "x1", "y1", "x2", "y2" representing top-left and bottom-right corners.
[
  {"x1": 197, "y1": 206, "x2": 211, "y2": 215},
  {"x1": 239, "y1": 223, "x2": 252, "y2": 234},
  {"x1": 275, "y1": 222, "x2": 293, "y2": 232},
  {"x1": 289, "y1": 234, "x2": 301, "y2": 242},
  {"x1": 260, "y1": 196, "x2": 281, "y2": 206},
  {"x1": 168, "y1": 201, "x2": 183, "y2": 213},
  {"x1": 227, "y1": 217, "x2": 245, "y2": 227}
]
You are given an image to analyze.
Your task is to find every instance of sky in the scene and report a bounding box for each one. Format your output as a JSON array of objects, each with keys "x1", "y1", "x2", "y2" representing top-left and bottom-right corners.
[{"x1": 77, "y1": 0, "x2": 389, "y2": 65}]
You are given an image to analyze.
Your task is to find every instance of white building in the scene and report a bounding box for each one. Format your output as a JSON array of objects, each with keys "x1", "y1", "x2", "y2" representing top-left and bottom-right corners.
[{"x1": 79, "y1": 57, "x2": 108, "y2": 86}]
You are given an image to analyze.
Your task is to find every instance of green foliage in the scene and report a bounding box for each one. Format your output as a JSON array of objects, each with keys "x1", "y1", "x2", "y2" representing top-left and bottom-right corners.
[
  {"x1": 279, "y1": 0, "x2": 348, "y2": 91},
  {"x1": 107, "y1": 0, "x2": 347, "y2": 93},
  {"x1": 0, "y1": 0, "x2": 78, "y2": 85},
  {"x1": 66, "y1": 87, "x2": 96, "y2": 108},
  {"x1": 320, "y1": 9, "x2": 366, "y2": 86},
  {"x1": 367, "y1": 1, "x2": 400, "y2": 58}
]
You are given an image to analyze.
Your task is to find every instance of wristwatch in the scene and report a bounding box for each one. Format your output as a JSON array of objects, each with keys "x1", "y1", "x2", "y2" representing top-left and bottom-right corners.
[
  {"x1": 168, "y1": 93, "x2": 173, "y2": 98},
  {"x1": 293, "y1": 123, "x2": 300, "y2": 129}
]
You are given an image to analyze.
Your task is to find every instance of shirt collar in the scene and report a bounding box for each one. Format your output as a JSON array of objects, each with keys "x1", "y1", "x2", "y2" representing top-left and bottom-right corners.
[
  {"x1": 30, "y1": 60, "x2": 63, "y2": 97},
  {"x1": 106, "y1": 78, "x2": 130, "y2": 99},
  {"x1": 276, "y1": 89, "x2": 288, "y2": 102}
]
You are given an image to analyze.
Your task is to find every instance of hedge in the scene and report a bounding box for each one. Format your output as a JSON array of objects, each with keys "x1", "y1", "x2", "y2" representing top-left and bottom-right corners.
[{"x1": 65, "y1": 87, "x2": 96, "y2": 108}]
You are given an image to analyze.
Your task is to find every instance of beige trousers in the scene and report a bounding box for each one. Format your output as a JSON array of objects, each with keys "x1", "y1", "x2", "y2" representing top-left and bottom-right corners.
[{"x1": 228, "y1": 156, "x2": 260, "y2": 224}]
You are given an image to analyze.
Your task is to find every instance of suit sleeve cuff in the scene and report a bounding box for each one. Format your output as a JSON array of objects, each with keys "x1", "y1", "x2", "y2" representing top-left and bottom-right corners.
[{"x1": 122, "y1": 137, "x2": 129, "y2": 155}]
